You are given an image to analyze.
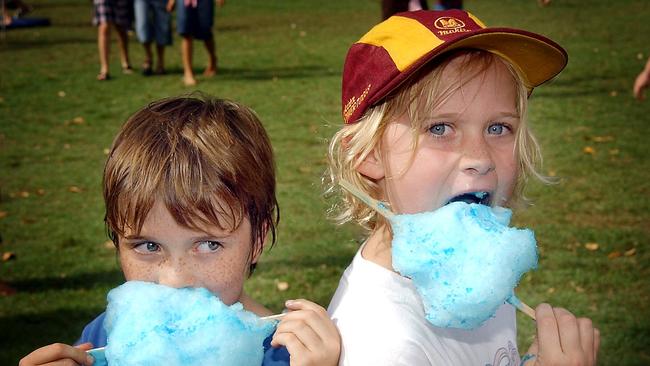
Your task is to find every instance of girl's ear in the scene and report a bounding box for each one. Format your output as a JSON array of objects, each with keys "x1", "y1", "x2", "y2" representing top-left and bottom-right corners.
[{"x1": 356, "y1": 147, "x2": 385, "y2": 180}]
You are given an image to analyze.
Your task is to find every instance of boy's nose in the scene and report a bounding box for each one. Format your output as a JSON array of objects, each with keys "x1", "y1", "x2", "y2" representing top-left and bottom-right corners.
[
  {"x1": 157, "y1": 261, "x2": 196, "y2": 289},
  {"x1": 460, "y1": 137, "x2": 495, "y2": 176}
]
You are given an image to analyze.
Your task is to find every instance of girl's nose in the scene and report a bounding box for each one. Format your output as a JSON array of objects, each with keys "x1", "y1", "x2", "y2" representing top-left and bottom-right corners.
[
  {"x1": 157, "y1": 260, "x2": 195, "y2": 289},
  {"x1": 460, "y1": 136, "x2": 495, "y2": 176}
]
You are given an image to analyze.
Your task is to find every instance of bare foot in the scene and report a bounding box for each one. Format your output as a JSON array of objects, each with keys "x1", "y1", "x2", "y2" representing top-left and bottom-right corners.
[
  {"x1": 2, "y1": 14, "x2": 12, "y2": 26},
  {"x1": 183, "y1": 75, "x2": 197, "y2": 86},
  {"x1": 538, "y1": 0, "x2": 551, "y2": 6},
  {"x1": 203, "y1": 66, "x2": 216, "y2": 77}
]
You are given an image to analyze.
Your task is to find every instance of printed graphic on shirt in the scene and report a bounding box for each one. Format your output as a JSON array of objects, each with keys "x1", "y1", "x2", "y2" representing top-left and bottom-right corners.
[{"x1": 486, "y1": 341, "x2": 519, "y2": 366}]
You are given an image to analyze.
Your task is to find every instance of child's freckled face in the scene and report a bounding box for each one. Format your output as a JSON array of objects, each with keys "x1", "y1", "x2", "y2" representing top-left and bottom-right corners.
[
  {"x1": 379, "y1": 57, "x2": 519, "y2": 213},
  {"x1": 117, "y1": 200, "x2": 256, "y2": 305}
]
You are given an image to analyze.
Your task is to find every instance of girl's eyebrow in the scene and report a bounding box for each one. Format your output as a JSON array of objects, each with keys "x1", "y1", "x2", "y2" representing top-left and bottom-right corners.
[
  {"x1": 427, "y1": 112, "x2": 520, "y2": 119},
  {"x1": 494, "y1": 112, "x2": 520, "y2": 118}
]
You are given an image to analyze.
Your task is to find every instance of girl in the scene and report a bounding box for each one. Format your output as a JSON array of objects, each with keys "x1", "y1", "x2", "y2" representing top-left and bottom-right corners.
[{"x1": 326, "y1": 10, "x2": 600, "y2": 366}]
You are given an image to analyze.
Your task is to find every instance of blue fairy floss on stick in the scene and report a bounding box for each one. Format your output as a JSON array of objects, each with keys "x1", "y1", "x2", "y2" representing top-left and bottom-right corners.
[
  {"x1": 91, "y1": 281, "x2": 279, "y2": 366},
  {"x1": 339, "y1": 180, "x2": 538, "y2": 330}
]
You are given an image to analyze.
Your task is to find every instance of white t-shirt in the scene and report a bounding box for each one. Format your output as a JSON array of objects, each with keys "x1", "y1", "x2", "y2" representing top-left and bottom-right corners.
[{"x1": 328, "y1": 246, "x2": 521, "y2": 366}]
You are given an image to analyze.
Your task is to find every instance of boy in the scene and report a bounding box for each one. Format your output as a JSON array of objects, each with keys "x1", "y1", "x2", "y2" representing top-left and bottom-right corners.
[{"x1": 20, "y1": 95, "x2": 340, "y2": 366}]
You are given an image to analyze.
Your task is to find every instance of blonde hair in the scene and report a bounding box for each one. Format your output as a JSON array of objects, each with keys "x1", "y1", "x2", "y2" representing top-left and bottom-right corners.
[
  {"x1": 104, "y1": 94, "x2": 279, "y2": 273},
  {"x1": 326, "y1": 50, "x2": 548, "y2": 233}
]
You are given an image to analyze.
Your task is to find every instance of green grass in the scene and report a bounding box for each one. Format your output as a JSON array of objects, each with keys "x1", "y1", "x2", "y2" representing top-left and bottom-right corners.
[{"x1": 1, "y1": 0, "x2": 649, "y2": 364}]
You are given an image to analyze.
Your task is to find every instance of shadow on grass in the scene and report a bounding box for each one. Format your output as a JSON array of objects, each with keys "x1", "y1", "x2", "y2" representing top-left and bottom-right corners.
[
  {"x1": 0, "y1": 308, "x2": 102, "y2": 365},
  {"x1": 5, "y1": 269, "x2": 124, "y2": 293},
  {"x1": 216, "y1": 24, "x2": 252, "y2": 32},
  {"x1": 217, "y1": 65, "x2": 338, "y2": 81},
  {"x1": 34, "y1": 1, "x2": 87, "y2": 9},
  {"x1": 2, "y1": 37, "x2": 95, "y2": 50},
  {"x1": 125, "y1": 64, "x2": 337, "y2": 81}
]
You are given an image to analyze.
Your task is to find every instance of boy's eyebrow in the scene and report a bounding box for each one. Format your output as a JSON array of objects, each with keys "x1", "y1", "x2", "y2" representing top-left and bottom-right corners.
[
  {"x1": 122, "y1": 233, "x2": 231, "y2": 241},
  {"x1": 188, "y1": 234, "x2": 230, "y2": 241},
  {"x1": 122, "y1": 234, "x2": 155, "y2": 241}
]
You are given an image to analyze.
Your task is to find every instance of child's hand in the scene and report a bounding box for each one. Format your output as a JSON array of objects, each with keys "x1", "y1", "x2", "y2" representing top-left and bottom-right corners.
[
  {"x1": 166, "y1": 0, "x2": 175, "y2": 12},
  {"x1": 19, "y1": 342, "x2": 95, "y2": 366},
  {"x1": 634, "y1": 67, "x2": 650, "y2": 100},
  {"x1": 271, "y1": 299, "x2": 341, "y2": 366},
  {"x1": 522, "y1": 303, "x2": 600, "y2": 366}
]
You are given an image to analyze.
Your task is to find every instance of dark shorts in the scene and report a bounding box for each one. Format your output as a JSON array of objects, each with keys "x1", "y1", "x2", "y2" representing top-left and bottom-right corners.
[
  {"x1": 93, "y1": 0, "x2": 133, "y2": 29},
  {"x1": 176, "y1": 0, "x2": 214, "y2": 40}
]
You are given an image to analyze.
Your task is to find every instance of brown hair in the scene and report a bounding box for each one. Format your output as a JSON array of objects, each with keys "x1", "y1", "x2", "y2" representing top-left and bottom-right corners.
[{"x1": 104, "y1": 94, "x2": 279, "y2": 273}]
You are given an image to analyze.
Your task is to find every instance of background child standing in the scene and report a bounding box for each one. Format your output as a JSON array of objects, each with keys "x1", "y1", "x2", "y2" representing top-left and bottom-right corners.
[
  {"x1": 170, "y1": 0, "x2": 223, "y2": 86},
  {"x1": 326, "y1": 10, "x2": 599, "y2": 366},
  {"x1": 134, "y1": 0, "x2": 172, "y2": 75},
  {"x1": 93, "y1": 0, "x2": 133, "y2": 80},
  {"x1": 20, "y1": 95, "x2": 340, "y2": 366}
]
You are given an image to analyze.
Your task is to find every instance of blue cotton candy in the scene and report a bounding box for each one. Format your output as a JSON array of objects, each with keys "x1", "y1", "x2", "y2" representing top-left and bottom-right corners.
[
  {"x1": 391, "y1": 202, "x2": 537, "y2": 330},
  {"x1": 104, "y1": 281, "x2": 275, "y2": 366}
]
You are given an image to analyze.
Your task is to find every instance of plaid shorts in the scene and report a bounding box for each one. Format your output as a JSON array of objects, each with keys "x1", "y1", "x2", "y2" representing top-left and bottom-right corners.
[{"x1": 93, "y1": 0, "x2": 134, "y2": 29}]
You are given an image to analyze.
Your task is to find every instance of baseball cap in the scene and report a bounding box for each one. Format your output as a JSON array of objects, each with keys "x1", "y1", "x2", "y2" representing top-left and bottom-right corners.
[{"x1": 342, "y1": 9, "x2": 568, "y2": 123}]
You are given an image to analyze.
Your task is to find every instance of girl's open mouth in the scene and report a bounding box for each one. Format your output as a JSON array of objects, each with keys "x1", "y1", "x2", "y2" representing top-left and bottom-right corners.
[{"x1": 446, "y1": 192, "x2": 491, "y2": 206}]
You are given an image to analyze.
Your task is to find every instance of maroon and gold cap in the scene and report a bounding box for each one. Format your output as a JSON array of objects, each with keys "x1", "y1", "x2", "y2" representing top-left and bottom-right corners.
[{"x1": 342, "y1": 9, "x2": 568, "y2": 123}]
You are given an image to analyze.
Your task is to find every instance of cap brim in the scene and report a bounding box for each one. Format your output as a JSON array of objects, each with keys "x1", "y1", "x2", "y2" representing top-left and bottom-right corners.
[
  {"x1": 441, "y1": 28, "x2": 568, "y2": 88},
  {"x1": 364, "y1": 28, "x2": 568, "y2": 113}
]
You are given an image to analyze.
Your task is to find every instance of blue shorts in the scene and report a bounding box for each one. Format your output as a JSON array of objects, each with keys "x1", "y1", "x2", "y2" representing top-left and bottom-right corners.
[
  {"x1": 134, "y1": 0, "x2": 172, "y2": 45},
  {"x1": 175, "y1": 0, "x2": 214, "y2": 40}
]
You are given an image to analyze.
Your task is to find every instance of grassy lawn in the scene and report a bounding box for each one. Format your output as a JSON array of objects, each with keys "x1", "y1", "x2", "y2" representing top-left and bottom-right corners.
[{"x1": 1, "y1": 0, "x2": 648, "y2": 364}]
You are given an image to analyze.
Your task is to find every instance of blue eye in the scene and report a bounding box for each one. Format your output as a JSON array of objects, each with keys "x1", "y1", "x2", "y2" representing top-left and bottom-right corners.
[
  {"x1": 429, "y1": 124, "x2": 447, "y2": 136},
  {"x1": 197, "y1": 241, "x2": 223, "y2": 253},
  {"x1": 488, "y1": 124, "x2": 509, "y2": 135},
  {"x1": 133, "y1": 241, "x2": 160, "y2": 254}
]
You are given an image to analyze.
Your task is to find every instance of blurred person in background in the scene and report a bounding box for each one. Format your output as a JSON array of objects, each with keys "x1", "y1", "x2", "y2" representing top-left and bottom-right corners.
[
  {"x1": 633, "y1": 56, "x2": 650, "y2": 100},
  {"x1": 93, "y1": 0, "x2": 134, "y2": 80},
  {"x1": 172, "y1": 0, "x2": 224, "y2": 86},
  {"x1": 134, "y1": 0, "x2": 172, "y2": 75}
]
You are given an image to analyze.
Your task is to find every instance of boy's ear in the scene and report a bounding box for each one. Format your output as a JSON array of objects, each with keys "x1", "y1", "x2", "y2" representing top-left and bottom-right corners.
[{"x1": 356, "y1": 148, "x2": 385, "y2": 180}]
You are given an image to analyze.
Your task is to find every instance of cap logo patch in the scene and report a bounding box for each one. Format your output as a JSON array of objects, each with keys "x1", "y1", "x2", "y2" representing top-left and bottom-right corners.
[
  {"x1": 434, "y1": 16, "x2": 469, "y2": 36},
  {"x1": 344, "y1": 84, "x2": 371, "y2": 121},
  {"x1": 434, "y1": 17, "x2": 464, "y2": 29}
]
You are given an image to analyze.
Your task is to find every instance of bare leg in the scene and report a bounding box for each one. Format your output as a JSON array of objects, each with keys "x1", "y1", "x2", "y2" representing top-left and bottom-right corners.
[
  {"x1": 142, "y1": 41, "x2": 153, "y2": 75},
  {"x1": 97, "y1": 22, "x2": 111, "y2": 79},
  {"x1": 115, "y1": 26, "x2": 132, "y2": 72},
  {"x1": 181, "y1": 36, "x2": 196, "y2": 85},
  {"x1": 203, "y1": 36, "x2": 217, "y2": 77},
  {"x1": 156, "y1": 44, "x2": 166, "y2": 74}
]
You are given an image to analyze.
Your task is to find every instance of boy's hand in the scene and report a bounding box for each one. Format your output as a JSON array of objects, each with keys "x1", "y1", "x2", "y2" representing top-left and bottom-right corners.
[
  {"x1": 166, "y1": 0, "x2": 175, "y2": 12},
  {"x1": 19, "y1": 342, "x2": 95, "y2": 366},
  {"x1": 523, "y1": 303, "x2": 600, "y2": 366},
  {"x1": 271, "y1": 299, "x2": 341, "y2": 366}
]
